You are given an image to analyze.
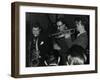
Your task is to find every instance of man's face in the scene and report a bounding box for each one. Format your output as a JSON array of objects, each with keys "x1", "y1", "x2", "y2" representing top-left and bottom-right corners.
[
  {"x1": 32, "y1": 27, "x2": 40, "y2": 37},
  {"x1": 57, "y1": 21, "x2": 66, "y2": 31},
  {"x1": 75, "y1": 21, "x2": 83, "y2": 32}
]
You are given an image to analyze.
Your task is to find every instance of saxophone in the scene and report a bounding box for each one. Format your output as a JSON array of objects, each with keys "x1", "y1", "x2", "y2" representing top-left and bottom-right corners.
[{"x1": 31, "y1": 38, "x2": 41, "y2": 67}]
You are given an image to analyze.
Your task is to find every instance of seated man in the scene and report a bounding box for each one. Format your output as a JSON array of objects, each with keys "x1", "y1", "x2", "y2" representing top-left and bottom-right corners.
[{"x1": 65, "y1": 45, "x2": 87, "y2": 65}]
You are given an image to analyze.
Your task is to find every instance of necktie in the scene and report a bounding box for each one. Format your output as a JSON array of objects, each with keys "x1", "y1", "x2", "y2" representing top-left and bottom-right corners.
[{"x1": 35, "y1": 38, "x2": 39, "y2": 51}]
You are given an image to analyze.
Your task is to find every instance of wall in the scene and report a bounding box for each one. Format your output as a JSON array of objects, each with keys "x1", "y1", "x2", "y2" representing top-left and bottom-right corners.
[{"x1": 0, "y1": 0, "x2": 100, "y2": 80}]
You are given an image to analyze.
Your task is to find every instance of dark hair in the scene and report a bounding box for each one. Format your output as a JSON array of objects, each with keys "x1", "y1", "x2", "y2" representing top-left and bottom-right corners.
[
  {"x1": 74, "y1": 17, "x2": 88, "y2": 28},
  {"x1": 56, "y1": 18, "x2": 66, "y2": 24},
  {"x1": 46, "y1": 50, "x2": 59, "y2": 65},
  {"x1": 66, "y1": 45, "x2": 87, "y2": 62},
  {"x1": 32, "y1": 22, "x2": 41, "y2": 29}
]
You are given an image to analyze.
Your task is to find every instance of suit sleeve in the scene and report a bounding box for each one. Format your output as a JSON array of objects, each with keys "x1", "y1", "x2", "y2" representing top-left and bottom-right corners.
[{"x1": 65, "y1": 33, "x2": 88, "y2": 49}]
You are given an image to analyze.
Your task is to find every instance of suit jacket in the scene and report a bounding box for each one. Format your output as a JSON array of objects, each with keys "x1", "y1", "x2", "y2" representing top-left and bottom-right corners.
[
  {"x1": 65, "y1": 32, "x2": 88, "y2": 49},
  {"x1": 30, "y1": 33, "x2": 51, "y2": 60}
]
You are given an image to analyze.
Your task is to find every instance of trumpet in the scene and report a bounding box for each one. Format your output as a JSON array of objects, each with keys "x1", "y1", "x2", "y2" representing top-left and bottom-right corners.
[{"x1": 50, "y1": 28, "x2": 76, "y2": 37}]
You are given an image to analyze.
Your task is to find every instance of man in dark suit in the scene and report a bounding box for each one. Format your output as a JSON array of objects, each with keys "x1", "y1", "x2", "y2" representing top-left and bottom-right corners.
[
  {"x1": 29, "y1": 23, "x2": 51, "y2": 67},
  {"x1": 64, "y1": 17, "x2": 88, "y2": 49},
  {"x1": 53, "y1": 18, "x2": 69, "y2": 65},
  {"x1": 63, "y1": 17, "x2": 89, "y2": 65}
]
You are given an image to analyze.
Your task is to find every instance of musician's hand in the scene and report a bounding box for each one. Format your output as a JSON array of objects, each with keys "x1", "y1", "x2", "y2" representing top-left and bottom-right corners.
[
  {"x1": 57, "y1": 34, "x2": 65, "y2": 38},
  {"x1": 64, "y1": 33, "x2": 71, "y2": 39},
  {"x1": 56, "y1": 33, "x2": 71, "y2": 39},
  {"x1": 53, "y1": 43, "x2": 61, "y2": 50}
]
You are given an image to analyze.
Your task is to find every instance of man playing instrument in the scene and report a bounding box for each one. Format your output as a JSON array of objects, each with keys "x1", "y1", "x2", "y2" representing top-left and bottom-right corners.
[{"x1": 29, "y1": 23, "x2": 50, "y2": 67}]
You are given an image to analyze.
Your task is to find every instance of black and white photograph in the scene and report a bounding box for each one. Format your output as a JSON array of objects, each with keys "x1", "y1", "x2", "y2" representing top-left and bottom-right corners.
[
  {"x1": 26, "y1": 13, "x2": 90, "y2": 67},
  {"x1": 11, "y1": 2, "x2": 97, "y2": 78}
]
